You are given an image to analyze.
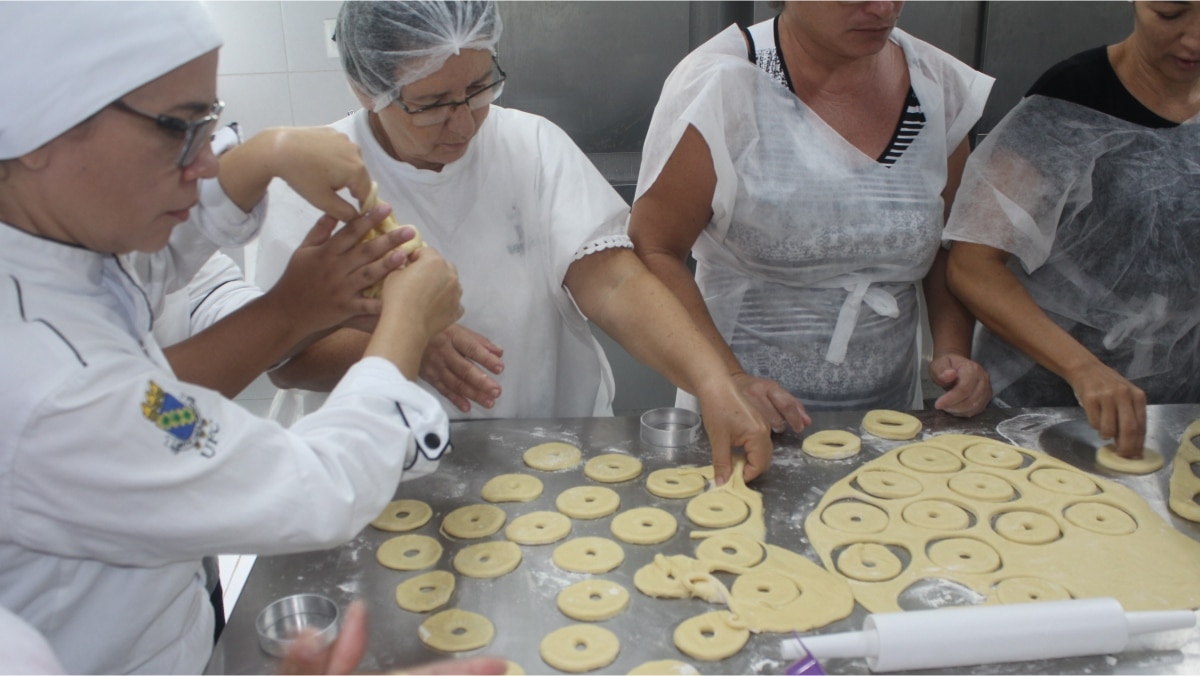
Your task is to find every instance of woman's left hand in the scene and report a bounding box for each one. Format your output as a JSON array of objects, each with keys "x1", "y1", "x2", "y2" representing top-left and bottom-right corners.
[{"x1": 929, "y1": 353, "x2": 992, "y2": 417}]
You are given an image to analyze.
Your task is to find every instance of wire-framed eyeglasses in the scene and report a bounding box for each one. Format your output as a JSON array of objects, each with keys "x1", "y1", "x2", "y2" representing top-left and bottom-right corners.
[
  {"x1": 391, "y1": 57, "x2": 506, "y2": 127},
  {"x1": 110, "y1": 98, "x2": 225, "y2": 167}
]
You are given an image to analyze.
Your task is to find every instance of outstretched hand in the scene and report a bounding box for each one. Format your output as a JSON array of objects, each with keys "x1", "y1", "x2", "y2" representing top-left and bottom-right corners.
[
  {"x1": 420, "y1": 324, "x2": 505, "y2": 412},
  {"x1": 730, "y1": 372, "x2": 811, "y2": 434}
]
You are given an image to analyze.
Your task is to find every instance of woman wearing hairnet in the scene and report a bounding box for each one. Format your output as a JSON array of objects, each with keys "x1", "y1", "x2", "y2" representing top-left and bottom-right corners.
[
  {"x1": 0, "y1": 2, "x2": 491, "y2": 673},
  {"x1": 256, "y1": 0, "x2": 772, "y2": 485},
  {"x1": 945, "y1": 2, "x2": 1200, "y2": 459},
  {"x1": 628, "y1": 1, "x2": 995, "y2": 433}
]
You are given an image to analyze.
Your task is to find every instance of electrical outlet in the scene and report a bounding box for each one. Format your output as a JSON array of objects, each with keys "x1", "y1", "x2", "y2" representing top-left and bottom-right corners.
[{"x1": 323, "y1": 19, "x2": 338, "y2": 59}]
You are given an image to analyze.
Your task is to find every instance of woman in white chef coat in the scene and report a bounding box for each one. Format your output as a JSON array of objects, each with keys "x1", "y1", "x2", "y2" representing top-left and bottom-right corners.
[
  {"x1": 255, "y1": 0, "x2": 772, "y2": 485},
  {"x1": 944, "y1": 1, "x2": 1200, "y2": 458},
  {"x1": 0, "y1": 2, "x2": 471, "y2": 674}
]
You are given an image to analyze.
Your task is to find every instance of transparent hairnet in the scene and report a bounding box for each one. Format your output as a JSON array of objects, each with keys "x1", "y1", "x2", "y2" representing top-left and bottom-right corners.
[{"x1": 336, "y1": 0, "x2": 503, "y2": 113}]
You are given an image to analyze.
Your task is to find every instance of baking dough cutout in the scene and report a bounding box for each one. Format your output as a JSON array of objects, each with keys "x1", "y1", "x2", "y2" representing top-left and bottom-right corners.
[
  {"x1": 418, "y1": 608, "x2": 493, "y2": 652},
  {"x1": 556, "y1": 579, "x2": 630, "y2": 621},
  {"x1": 801, "y1": 430, "x2": 862, "y2": 460},
  {"x1": 993, "y1": 576, "x2": 1073, "y2": 604},
  {"x1": 481, "y1": 474, "x2": 544, "y2": 502},
  {"x1": 555, "y1": 485, "x2": 620, "y2": 519},
  {"x1": 898, "y1": 445, "x2": 963, "y2": 473},
  {"x1": 685, "y1": 491, "x2": 749, "y2": 528},
  {"x1": 693, "y1": 532, "x2": 765, "y2": 568},
  {"x1": 610, "y1": 507, "x2": 678, "y2": 545},
  {"x1": 377, "y1": 534, "x2": 442, "y2": 571},
  {"x1": 1169, "y1": 420, "x2": 1200, "y2": 521},
  {"x1": 687, "y1": 461, "x2": 765, "y2": 542},
  {"x1": 835, "y1": 542, "x2": 904, "y2": 582},
  {"x1": 371, "y1": 499, "x2": 433, "y2": 532},
  {"x1": 1063, "y1": 501, "x2": 1137, "y2": 536},
  {"x1": 552, "y1": 536, "x2": 625, "y2": 574},
  {"x1": 358, "y1": 181, "x2": 424, "y2": 299},
  {"x1": 627, "y1": 659, "x2": 698, "y2": 675},
  {"x1": 505, "y1": 510, "x2": 571, "y2": 545},
  {"x1": 672, "y1": 611, "x2": 748, "y2": 661},
  {"x1": 862, "y1": 409, "x2": 923, "y2": 440},
  {"x1": 539, "y1": 624, "x2": 620, "y2": 673},
  {"x1": 453, "y1": 540, "x2": 522, "y2": 578},
  {"x1": 926, "y1": 537, "x2": 1001, "y2": 574},
  {"x1": 646, "y1": 467, "x2": 707, "y2": 499},
  {"x1": 901, "y1": 499, "x2": 972, "y2": 531},
  {"x1": 947, "y1": 472, "x2": 1017, "y2": 502},
  {"x1": 1028, "y1": 468, "x2": 1098, "y2": 496},
  {"x1": 523, "y1": 442, "x2": 583, "y2": 471},
  {"x1": 993, "y1": 510, "x2": 1062, "y2": 545},
  {"x1": 1096, "y1": 445, "x2": 1165, "y2": 475},
  {"x1": 441, "y1": 504, "x2": 506, "y2": 539},
  {"x1": 395, "y1": 570, "x2": 454, "y2": 613},
  {"x1": 964, "y1": 442, "x2": 1028, "y2": 470},
  {"x1": 584, "y1": 453, "x2": 644, "y2": 483},
  {"x1": 820, "y1": 500, "x2": 889, "y2": 534},
  {"x1": 855, "y1": 470, "x2": 923, "y2": 499}
]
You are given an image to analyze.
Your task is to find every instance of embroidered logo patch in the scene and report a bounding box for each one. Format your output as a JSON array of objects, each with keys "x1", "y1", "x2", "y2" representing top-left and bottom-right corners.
[{"x1": 142, "y1": 381, "x2": 219, "y2": 457}]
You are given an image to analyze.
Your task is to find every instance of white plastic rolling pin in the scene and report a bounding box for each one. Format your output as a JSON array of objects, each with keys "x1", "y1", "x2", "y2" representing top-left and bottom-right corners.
[{"x1": 780, "y1": 597, "x2": 1196, "y2": 673}]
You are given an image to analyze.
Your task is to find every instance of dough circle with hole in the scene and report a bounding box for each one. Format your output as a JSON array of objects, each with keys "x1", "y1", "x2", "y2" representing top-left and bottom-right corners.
[
  {"x1": 928, "y1": 537, "x2": 1001, "y2": 574},
  {"x1": 555, "y1": 486, "x2": 620, "y2": 519},
  {"x1": 901, "y1": 499, "x2": 971, "y2": 531},
  {"x1": 628, "y1": 659, "x2": 698, "y2": 675},
  {"x1": 418, "y1": 608, "x2": 494, "y2": 652},
  {"x1": 453, "y1": 540, "x2": 522, "y2": 578},
  {"x1": 856, "y1": 470, "x2": 923, "y2": 499},
  {"x1": 583, "y1": 453, "x2": 643, "y2": 483},
  {"x1": 395, "y1": 570, "x2": 455, "y2": 612},
  {"x1": 1029, "y1": 468, "x2": 1098, "y2": 496},
  {"x1": 646, "y1": 467, "x2": 707, "y2": 498},
  {"x1": 993, "y1": 576, "x2": 1073, "y2": 604},
  {"x1": 1064, "y1": 502, "x2": 1137, "y2": 535},
  {"x1": 523, "y1": 442, "x2": 583, "y2": 471},
  {"x1": 1096, "y1": 445, "x2": 1165, "y2": 475},
  {"x1": 686, "y1": 491, "x2": 749, "y2": 528},
  {"x1": 377, "y1": 534, "x2": 443, "y2": 571},
  {"x1": 505, "y1": 510, "x2": 571, "y2": 545},
  {"x1": 964, "y1": 443, "x2": 1026, "y2": 469},
  {"x1": 672, "y1": 611, "x2": 749, "y2": 661},
  {"x1": 801, "y1": 430, "x2": 862, "y2": 459},
  {"x1": 441, "y1": 504, "x2": 506, "y2": 539},
  {"x1": 835, "y1": 543, "x2": 903, "y2": 582},
  {"x1": 611, "y1": 507, "x2": 678, "y2": 544},
  {"x1": 993, "y1": 510, "x2": 1061, "y2": 545},
  {"x1": 821, "y1": 501, "x2": 889, "y2": 534},
  {"x1": 553, "y1": 536, "x2": 625, "y2": 573},
  {"x1": 539, "y1": 624, "x2": 620, "y2": 672},
  {"x1": 730, "y1": 570, "x2": 800, "y2": 606},
  {"x1": 898, "y1": 446, "x2": 963, "y2": 473},
  {"x1": 948, "y1": 472, "x2": 1017, "y2": 502},
  {"x1": 863, "y1": 409, "x2": 923, "y2": 440},
  {"x1": 694, "y1": 532, "x2": 765, "y2": 568},
  {"x1": 556, "y1": 579, "x2": 630, "y2": 621},
  {"x1": 370, "y1": 499, "x2": 433, "y2": 532},
  {"x1": 481, "y1": 474, "x2": 543, "y2": 502}
]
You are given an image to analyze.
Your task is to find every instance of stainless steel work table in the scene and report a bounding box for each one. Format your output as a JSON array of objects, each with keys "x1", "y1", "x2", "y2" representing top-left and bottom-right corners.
[{"x1": 205, "y1": 405, "x2": 1200, "y2": 674}]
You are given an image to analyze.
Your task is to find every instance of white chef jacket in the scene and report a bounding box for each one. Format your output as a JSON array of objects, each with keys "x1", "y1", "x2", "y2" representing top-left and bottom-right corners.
[
  {"x1": 0, "y1": 182, "x2": 449, "y2": 673},
  {"x1": 255, "y1": 106, "x2": 631, "y2": 424}
]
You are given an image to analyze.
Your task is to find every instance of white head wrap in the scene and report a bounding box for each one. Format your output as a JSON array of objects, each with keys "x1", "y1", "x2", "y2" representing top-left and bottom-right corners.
[
  {"x1": 0, "y1": 1, "x2": 223, "y2": 160},
  {"x1": 336, "y1": 0, "x2": 503, "y2": 113}
]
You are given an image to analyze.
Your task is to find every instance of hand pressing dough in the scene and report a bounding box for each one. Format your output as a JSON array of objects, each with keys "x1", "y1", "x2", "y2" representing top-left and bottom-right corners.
[
  {"x1": 686, "y1": 491, "x2": 749, "y2": 528},
  {"x1": 481, "y1": 474, "x2": 543, "y2": 502},
  {"x1": 418, "y1": 608, "x2": 494, "y2": 652},
  {"x1": 583, "y1": 453, "x2": 644, "y2": 483},
  {"x1": 505, "y1": 510, "x2": 571, "y2": 545},
  {"x1": 687, "y1": 460, "x2": 765, "y2": 542},
  {"x1": 539, "y1": 625, "x2": 620, "y2": 673},
  {"x1": 377, "y1": 534, "x2": 442, "y2": 571},
  {"x1": 672, "y1": 611, "x2": 748, "y2": 661},
  {"x1": 523, "y1": 442, "x2": 583, "y2": 471},
  {"x1": 441, "y1": 504, "x2": 506, "y2": 539},
  {"x1": 395, "y1": 570, "x2": 454, "y2": 612},
  {"x1": 552, "y1": 536, "x2": 625, "y2": 573},
  {"x1": 801, "y1": 430, "x2": 862, "y2": 459},
  {"x1": 556, "y1": 579, "x2": 630, "y2": 621},
  {"x1": 1169, "y1": 420, "x2": 1200, "y2": 522},
  {"x1": 555, "y1": 485, "x2": 620, "y2": 519},
  {"x1": 1096, "y1": 444, "x2": 1165, "y2": 475},
  {"x1": 371, "y1": 499, "x2": 433, "y2": 532},
  {"x1": 610, "y1": 507, "x2": 678, "y2": 545},
  {"x1": 627, "y1": 659, "x2": 698, "y2": 675},
  {"x1": 646, "y1": 467, "x2": 707, "y2": 498},
  {"x1": 453, "y1": 540, "x2": 522, "y2": 578},
  {"x1": 862, "y1": 409, "x2": 923, "y2": 440},
  {"x1": 358, "y1": 181, "x2": 424, "y2": 299}
]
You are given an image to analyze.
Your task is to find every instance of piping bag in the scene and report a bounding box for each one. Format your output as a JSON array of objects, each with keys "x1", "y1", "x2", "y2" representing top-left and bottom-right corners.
[{"x1": 780, "y1": 598, "x2": 1195, "y2": 673}]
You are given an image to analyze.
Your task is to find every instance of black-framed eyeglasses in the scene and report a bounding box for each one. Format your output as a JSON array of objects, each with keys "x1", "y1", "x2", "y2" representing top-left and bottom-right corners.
[
  {"x1": 391, "y1": 57, "x2": 506, "y2": 127},
  {"x1": 110, "y1": 98, "x2": 225, "y2": 167}
]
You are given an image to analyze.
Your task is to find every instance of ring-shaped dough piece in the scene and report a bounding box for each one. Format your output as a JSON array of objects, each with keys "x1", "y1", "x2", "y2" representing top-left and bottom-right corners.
[
  {"x1": 539, "y1": 624, "x2": 620, "y2": 673},
  {"x1": 730, "y1": 570, "x2": 800, "y2": 606},
  {"x1": 1096, "y1": 445, "x2": 1165, "y2": 475},
  {"x1": 583, "y1": 453, "x2": 644, "y2": 483},
  {"x1": 927, "y1": 537, "x2": 1001, "y2": 574},
  {"x1": 993, "y1": 510, "x2": 1062, "y2": 545},
  {"x1": 898, "y1": 446, "x2": 963, "y2": 473},
  {"x1": 505, "y1": 510, "x2": 572, "y2": 545},
  {"x1": 553, "y1": 537, "x2": 626, "y2": 574},
  {"x1": 1029, "y1": 468, "x2": 1099, "y2": 496},
  {"x1": 555, "y1": 486, "x2": 620, "y2": 520},
  {"x1": 694, "y1": 532, "x2": 765, "y2": 568},
  {"x1": 821, "y1": 500, "x2": 890, "y2": 534},
  {"x1": 441, "y1": 504, "x2": 507, "y2": 539},
  {"x1": 371, "y1": 499, "x2": 433, "y2": 532},
  {"x1": 523, "y1": 442, "x2": 583, "y2": 471},
  {"x1": 634, "y1": 559, "x2": 686, "y2": 598},
  {"x1": 862, "y1": 410, "x2": 923, "y2": 440},
  {"x1": 628, "y1": 659, "x2": 699, "y2": 675},
  {"x1": 646, "y1": 468, "x2": 707, "y2": 499},
  {"x1": 855, "y1": 470, "x2": 924, "y2": 499},
  {"x1": 947, "y1": 471, "x2": 1017, "y2": 502},
  {"x1": 418, "y1": 608, "x2": 495, "y2": 652},
  {"x1": 481, "y1": 474, "x2": 544, "y2": 503},
  {"x1": 1064, "y1": 502, "x2": 1137, "y2": 535},
  {"x1": 377, "y1": 534, "x2": 443, "y2": 571},
  {"x1": 964, "y1": 442, "x2": 1026, "y2": 470},
  {"x1": 835, "y1": 543, "x2": 904, "y2": 582},
  {"x1": 453, "y1": 540, "x2": 522, "y2": 578},
  {"x1": 993, "y1": 577, "x2": 1074, "y2": 604},
  {"x1": 395, "y1": 570, "x2": 455, "y2": 613},
  {"x1": 556, "y1": 579, "x2": 631, "y2": 621},
  {"x1": 801, "y1": 430, "x2": 862, "y2": 460},
  {"x1": 672, "y1": 611, "x2": 750, "y2": 661},
  {"x1": 901, "y1": 499, "x2": 972, "y2": 531},
  {"x1": 685, "y1": 491, "x2": 750, "y2": 528},
  {"x1": 611, "y1": 507, "x2": 678, "y2": 545}
]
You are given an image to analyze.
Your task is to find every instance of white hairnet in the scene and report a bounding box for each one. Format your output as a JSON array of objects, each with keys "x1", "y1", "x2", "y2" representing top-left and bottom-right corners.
[
  {"x1": 0, "y1": 1, "x2": 222, "y2": 160},
  {"x1": 336, "y1": 0, "x2": 503, "y2": 113}
]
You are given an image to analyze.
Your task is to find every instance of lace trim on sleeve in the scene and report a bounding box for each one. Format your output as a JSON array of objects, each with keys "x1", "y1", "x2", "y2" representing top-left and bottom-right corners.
[{"x1": 573, "y1": 234, "x2": 633, "y2": 261}]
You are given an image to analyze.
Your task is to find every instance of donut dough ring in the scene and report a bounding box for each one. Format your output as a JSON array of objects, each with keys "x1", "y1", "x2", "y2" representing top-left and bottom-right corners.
[
  {"x1": 730, "y1": 570, "x2": 800, "y2": 607},
  {"x1": 552, "y1": 536, "x2": 625, "y2": 573},
  {"x1": 856, "y1": 470, "x2": 923, "y2": 499},
  {"x1": 1063, "y1": 501, "x2": 1137, "y2": 535},
  {"x1": 539, "y1": 624, "x2": 620, "y2": 673},
  {"x1": 801, "y1": 430, "x2": 862, "y2": 460},
  {"x1": 835, "y1": 543, "x2": 903, "y2": 582},
  {"x1": 371, "y1": 499, "x2": 433, "y2": 532},
  {"x1": 358, "y1": 181, "x2": 423, "y2": 299},
  {"x1": 1096, "y1": 445, "x2": 1165, "y2": 475},
  {"x1": 993, "y1": 576, "x2": 1073, "y2": 604},
  {"x1": 628, "y1": 659, "x2": 699, "y2": 675},
  {"x1": 686, "y1": 491, "x2": 750, "y2": 528},
  {"x1": 583, "y1": 453, "x2": 644, "y2": 483},
  {"x1": 610, "y1": 507, "x2": 678, "y2": 545},
  {"x1": 947, "y1": 472, "x2": 1017, "y2": 502},
  {"x1": 505, "y1": 510, "x2": 572, "y2": 545},
  {"x1": 481, "y1": 474, "x2": 544, "y2": 502},
  {"x1": 927, "y1": 537, "x2": 1001, "y2": 574},
  {"x1": 901, "y1": 499, "x2": 971, "y2": 531},
  {"x1": 523, "y1": 442, "x2": 583, "y2": 471},
  {"x1": 862, "y1": 409, "x2": 923, "y2": 440},
  {"x1": 453, "y1": 540, "x2": 522, "y2": 578},
  {"x1": 441, "y1": 504, "x2": 506, "y2": 539},
  {"x1": 898, "y1": 445, "x2": 963, "y2": 473},
  {"x1": 556, "y1": 579, "x2": 630, "y2": 621},
  {"x1": 1169, "y1": 420, "x2": 1200, "y2": 522},
  {"x1": 694, "y1": 532, "x2": 765, "y2": 568},
  {"x1": 377, "y1": 534, "x2": 443, "y2": 571},
  {"x1": 820, "y1": 500, "x2": 889, "y2": 534},
  {"x1": 1029, "y1": 468, "x2": 1098, "y2": 496},
  {"x1": 646, "y1": 467, "x2": 707, "y2": 499},
  {"x1": 395, "y1": 570, "x2": 455, "y2": 612},
  {"x1": 964, "y1": 442, "x2": 1027, "y2": 470},
  {"x1": 672, "y1": 611, "x2": 749, "y2": 661},
  {"x1": 555, "y1": 486, "x2": 620, "y2": 519},
  {"x1": 418, "y1": 608, "x2": 494, "y2": 652},
  {"x1": 994, "y1": 510, "x2": 1062, "y2": 545}
]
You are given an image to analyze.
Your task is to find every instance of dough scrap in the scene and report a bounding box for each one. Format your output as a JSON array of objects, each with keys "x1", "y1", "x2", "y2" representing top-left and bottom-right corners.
[
  {"x1": 646, "y1": 467, "x2": 707, "y2": 499},
  {"x1": 1169, "y1": 420, "x2": 1200, "y2": 522},
  {"x1": 611, "y1": 507, "x2": 678, "y2": 545},
  {"x1": 539, "y1": 624, "x2": 620, "y2": 673},
  {"x1": 555, "y1": 485, "x2": 620, "y2": 519},
  {"x1": 627, "y1": 659, "x2": 698, "y2": 675},
  {"x1": 801, "y1": 430, "x2": 862, "y2": 460},
  {"x1": 686, "y1": 491, "x2": 750, "y2": 528},
  {"x1": 556, "y1": 579, "x2": 630, "y2": 621},
  {"x1": 441, "y1": 504, "x2": 506, "y2": 539},
  {"x1": 377, "y1": 534, "x2": 442, "y2": 571},
  {"x1": 358, "y1": 181, "x2": 424, "y2": 299},
  {"x1": 862, "y1": 409, "x2": 922, "y2": 440},
  {"x1": 453, "y1": 540, "x2": 522, "y2": 578},
  {"x1": 481, "y1": 474, "x2": 544, "y2": 502},
  {"x1": 1096, "y1": 445, "x2": 1165, "y2": 475},
  {"x1": 583, "y1": 453, "x2": 644, "y2": 483},
  {"x1": 672, "y1": 611, "x2": 748, "y2": 661},
  {"x1": 395, "y1": 570, "x2": 454, "y2": 613},
  {"x1": 370, "y1": 499, "x2": 433, "y2": 532},
  {"x1": 418, "y1": 608, "x2": 493, "y2": 652},
  {"x1": 552, "y1": 536, "x2": 625, "y2": 574},
  {"x1": 505, "y1": 510, "x2": 571, "y2": 545},
  {"x1": 523, "y1": 442, "x2": 583, "y2": 471}
]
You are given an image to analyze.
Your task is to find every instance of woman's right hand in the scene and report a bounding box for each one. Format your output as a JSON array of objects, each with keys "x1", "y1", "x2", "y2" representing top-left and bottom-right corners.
[
  {"x1": 365, "y1": 247, "x2": 463, "y2": 380},
  {"x1": 731, "y1": 372, "x2": 811, "y2": 434},
  {"x1": 1067, "y1": 361, "x2": 1147, "y2": 459},
  {"x1": 420, "y1": 324, "x2": 504, "y2": 413}
]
